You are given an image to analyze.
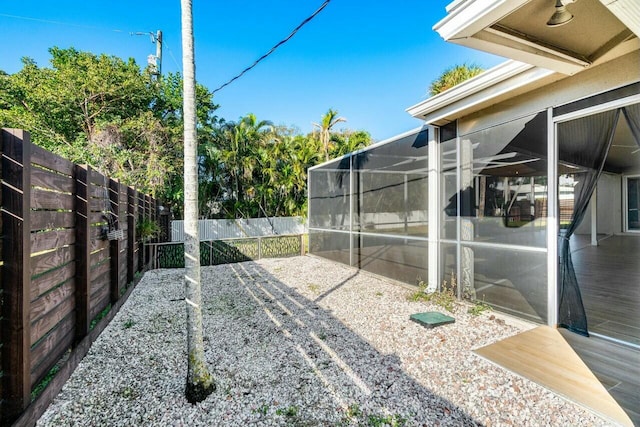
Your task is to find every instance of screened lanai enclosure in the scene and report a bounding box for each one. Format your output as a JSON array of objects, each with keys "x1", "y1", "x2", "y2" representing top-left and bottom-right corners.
[
  {"x1": 308, "y1": 128, "x2": 430, "y2": 285},
  {"x1": 309, "y1": 84, "x2": 639, "y2": 347}
]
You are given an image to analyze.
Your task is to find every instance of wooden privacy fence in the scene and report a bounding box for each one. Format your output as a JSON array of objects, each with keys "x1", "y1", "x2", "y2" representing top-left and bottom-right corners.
[{"x1": 0, "y1": 129, "x2": 159, "y2": 425}]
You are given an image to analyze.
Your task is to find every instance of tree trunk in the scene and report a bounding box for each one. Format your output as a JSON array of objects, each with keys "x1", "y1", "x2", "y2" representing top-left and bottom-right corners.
[{"x1": 181, "y1": 0, "x2": 215, "y2": 403}]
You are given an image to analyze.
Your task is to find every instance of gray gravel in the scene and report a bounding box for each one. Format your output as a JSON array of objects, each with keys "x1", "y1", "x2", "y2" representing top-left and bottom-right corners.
[{"x1": 38, "y1": 256, "x2": 612, "y2": 426}]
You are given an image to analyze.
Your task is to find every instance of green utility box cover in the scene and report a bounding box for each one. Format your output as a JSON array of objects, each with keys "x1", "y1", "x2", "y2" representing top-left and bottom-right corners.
[{"x1": 410, "y1": 312, "x2": 455, "y2": 328}]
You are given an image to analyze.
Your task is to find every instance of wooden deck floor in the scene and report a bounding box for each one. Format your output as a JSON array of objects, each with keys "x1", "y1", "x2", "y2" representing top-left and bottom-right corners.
[
  {"x1": 475, "y1": 326, "x2": 635, "y2": 426},
  {"x1": 571, "y1": 234, "x2": 640, "y2": 345},
  {"x1": 560, "y1": 329, "x2": 640, "y2": 426}
]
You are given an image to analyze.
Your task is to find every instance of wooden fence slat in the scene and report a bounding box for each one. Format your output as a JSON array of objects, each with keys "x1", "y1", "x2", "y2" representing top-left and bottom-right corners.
[
  {"x1": 30, "y1": 246, "x2": 75, "y2": 277},
  {"x1": 89, "y1": 184, "x2": 107, "y2": 200},
  {"x1": 30, "y1": 313, "x2": 75, "y2": 387},
  {"x1": 30, "y1": 229, "x2": 75, "y2": 255},
  {"x1": 30, "y1": 295, "x2": 74, "y2": 347},
  {"x1": 29, "y1": 281, "x2": 75, "y2": 333},
  {"x1": 90, "y1": 225, "x2": 107, "y2": 240},
  {"x1": 31, "y1": 210, "x2": 75, "y2": 231},
  {"x1": 89, "y1": 285, "x2": 110, "y2": 320},
  {"x1": 90, "y1": 261, "x2": 110, "y2": 283},
  {"x1": 89, "y1": 170, "x2": 107, "y2": 186},
  {"x1": 1, "y1": 129, "x2": 32, "y2": 421},
  {"x1": 31, "y1": 188, "x2": 75, "y2": 211},
  {"x1": 90, "y1": 211, "x2": 108, "y2": 225},
  {"x1": 30, "y1": 262, "x2": 75, "y2": 302},
  {"x1": 14, "y1": 282, "x2": 137, "y2": 427},
  {"x1": 30, "y1": 144, "x2": 74, "y2": 176},
  {"x1": 31, "y1": 166, "x2": 75, "y2": 194},
  {"x1": 90, "y1": 247, "x2": 110, "y2": 266}
]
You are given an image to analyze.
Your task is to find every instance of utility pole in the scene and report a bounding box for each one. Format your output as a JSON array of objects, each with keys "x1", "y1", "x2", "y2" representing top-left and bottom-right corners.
[
  {"x1": 131, "y1": 30, "x2": 162, "y2": 79},
  {"x1": 155, "y1": 30, "x2": 163, "y2": 77}
]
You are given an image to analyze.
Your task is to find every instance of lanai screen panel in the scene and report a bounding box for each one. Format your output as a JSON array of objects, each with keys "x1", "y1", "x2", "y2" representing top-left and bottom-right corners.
[
  {"x1": 308, "y1": 157, "x2": 351, "y2": 264},
  {"x1": 308, "y1": 128, "x2": 430, "y2": 285},
  {"x1": 443, "y1": 112, "x2": 549, "y2": 323},
  {"x1": 352, "y1": 130, "x2": 429, "y2": 285}
]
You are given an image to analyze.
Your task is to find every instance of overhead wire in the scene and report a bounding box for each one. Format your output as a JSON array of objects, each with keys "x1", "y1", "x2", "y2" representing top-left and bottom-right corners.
[
  {"x1": 162, "y1": 38, "x2": 182, "y2": 71},
  {"x1": 2, "y1": 1, "x2": 331, "y2": 85},
  {"x1": 211, "y1": 0, "x2": 331, "y2": 95},
  {"x1": 0, "y1": 13, "x2": 182, "y2": 73},
  {"x1": 0, "y1": 12, "x2": 124, "y2": 33}
]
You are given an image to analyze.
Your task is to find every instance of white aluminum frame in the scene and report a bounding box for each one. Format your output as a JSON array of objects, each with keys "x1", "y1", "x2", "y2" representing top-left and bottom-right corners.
[
  {"x1": 623, "y1": 175, "x2": 640, "y2": 233},
  {"x1": 550, "y1": 93, "x2": 640, "y2": 328}
]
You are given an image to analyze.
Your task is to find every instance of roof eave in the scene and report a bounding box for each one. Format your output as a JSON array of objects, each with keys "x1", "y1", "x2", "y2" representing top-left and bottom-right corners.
[{"x1": 406, "y1": 60, "x2": 556, "y2": 123}]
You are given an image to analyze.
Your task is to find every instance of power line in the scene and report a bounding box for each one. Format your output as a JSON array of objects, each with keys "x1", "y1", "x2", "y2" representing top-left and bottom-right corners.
[
  {"x1": 0, "y1": 12, "x2": 124, "y2": 32},
  {"x1": 163, "y1": 38, "x2": 182, "y2": 71},
  {"x1": 211, "y1": 0, "x2": 331, "y2": 95}
]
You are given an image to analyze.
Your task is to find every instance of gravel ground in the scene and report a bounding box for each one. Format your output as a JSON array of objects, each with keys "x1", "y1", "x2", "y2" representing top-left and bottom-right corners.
[{"x1": 38, "y1": 256, "x2": 611, "y2": 426}]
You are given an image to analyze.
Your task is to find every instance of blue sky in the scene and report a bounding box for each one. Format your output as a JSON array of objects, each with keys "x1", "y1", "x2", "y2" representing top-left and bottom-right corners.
[{"x1": 0, "y1": 1, "x2": 502, "y2": 141}]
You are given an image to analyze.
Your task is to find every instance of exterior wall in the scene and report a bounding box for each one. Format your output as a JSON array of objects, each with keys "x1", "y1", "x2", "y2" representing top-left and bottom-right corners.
[
  {"x1": 457, "y1": 52, "x2": 640, "y2": 136},
  {"x1": 576, "y1": 173, "x2": 623, "y2": 236}
]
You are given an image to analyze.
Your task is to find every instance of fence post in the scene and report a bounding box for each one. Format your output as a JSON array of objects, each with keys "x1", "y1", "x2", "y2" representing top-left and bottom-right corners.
[
  {"x1": 258, "y1": 237, "x2": 262, "y2": 260},
  {"x1": 144, "y1": 194, "x2": 150, "y2": 269},
  {"x1": 1, "y1": 129, "x2": 32, "y2": 422},
  {"x1": 137, "y1": 192, "x2": 144, "y2": 270},
  {"x1": 75, "y1": 165, "x2": 91, "y2": 341},
  {"x1": 108, "y1": 178, "x2": 121, "y2": 302},
  {"x1": 127, "y1": 187, "x2": 136, "y2": 283},
  {"x1": 300, "y1": 234, "x2": 305, "y2": 256}
]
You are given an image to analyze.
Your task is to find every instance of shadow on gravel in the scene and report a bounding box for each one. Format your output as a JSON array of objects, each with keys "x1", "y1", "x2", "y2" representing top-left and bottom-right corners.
[
  {"x1": 314, "y1": 270, "x2": 360, "y2": 303},
  {"x1": 201, "y1": 260, "x2": 482, "y2": 426}
]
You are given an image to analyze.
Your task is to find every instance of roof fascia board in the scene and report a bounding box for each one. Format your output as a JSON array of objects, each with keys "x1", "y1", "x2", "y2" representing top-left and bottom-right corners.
[
  {"x1": 599, "y1": 0, "x2": 640, "y2": 38},
  {"x1": 407, "y1": 60, "x2": 536, "y2": 117},
  {"x1": 433, "y1": 0, "x2": 530, "y2": 40},
  {"x1": 407, "y1": 64, "x2": 556, "y2": 124}
]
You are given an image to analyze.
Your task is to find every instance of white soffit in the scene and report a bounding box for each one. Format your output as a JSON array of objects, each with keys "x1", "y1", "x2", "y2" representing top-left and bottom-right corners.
[
  {"x1": 433, "y1": 0, "x2": 530, "y2": 41},
  {"x1": 406, "y1": 60, "x2": 556, "y2": 124},
  {"x1": 433, "y1": 0, "x2": 639, "y2": 75},
  {"x1": 600, "y1": 0, "x2": 640, "y2": 37}
]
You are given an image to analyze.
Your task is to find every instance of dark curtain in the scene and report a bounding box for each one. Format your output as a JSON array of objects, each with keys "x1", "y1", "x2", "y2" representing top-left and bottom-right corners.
[
  {"x1": 622, "y1": 103, "x2": 640, "y2": 148},
  {"x1": 557, "y1": 108, "x2": 621, "y2": 336}
]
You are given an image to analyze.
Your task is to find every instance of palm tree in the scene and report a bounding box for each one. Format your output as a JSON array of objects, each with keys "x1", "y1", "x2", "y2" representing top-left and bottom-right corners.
[
  {"x1": 429, "y1": 63, "x2": 484, "y2": 96},
  {"x1": 313, "y1": 109, "x2": 346, "y2": 162},
  {"x1": 213, "y1": 114, "x2": 273, "y2": 217},
  {"x1": 180, "y1": 0, "x2": 215, "y2": 403}
]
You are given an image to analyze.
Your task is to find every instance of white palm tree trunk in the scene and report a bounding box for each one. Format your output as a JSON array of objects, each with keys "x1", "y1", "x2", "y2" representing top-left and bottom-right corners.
[{"x1": 181, "y1": 0, "x2": 215, "y2": 403}]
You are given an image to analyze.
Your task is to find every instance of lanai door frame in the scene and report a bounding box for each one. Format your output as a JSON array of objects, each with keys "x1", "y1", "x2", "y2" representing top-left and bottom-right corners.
[
  {"x1": 623, "y1": 175, "x2": 640, "y2": 233},
  {"x1": 547, "y1": 92, "x2": 640, "y2": 329}
]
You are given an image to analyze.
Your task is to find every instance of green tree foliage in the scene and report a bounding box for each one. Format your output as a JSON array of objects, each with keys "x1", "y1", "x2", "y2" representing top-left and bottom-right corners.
[
  {"x1": 428, "y1": 63, "x2": 484, "y2": 96},
  {"x1": 313, "y1": 108, "x2": 346, "y2": 162},
  {"x1": 0, "y1": 47, "x2": 218, "y2": 200},
  {"x1": 0, "y1": 48, "x2": 369, "y2": 220},
  {"x1": 199, "y1": 110, "x2": 371, "y2": 219}
]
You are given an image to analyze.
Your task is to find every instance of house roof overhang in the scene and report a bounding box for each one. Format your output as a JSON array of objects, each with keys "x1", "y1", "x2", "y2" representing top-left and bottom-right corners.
[
  {"x1": 410, "y1": 0, "x2": 640, "y2": 126},
  {"x1": 433, "y1": 0, "x2": 639, "y2": 76},
  {"x1": 406, "y1": 60, "x2": 558, "y2": 125}
]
